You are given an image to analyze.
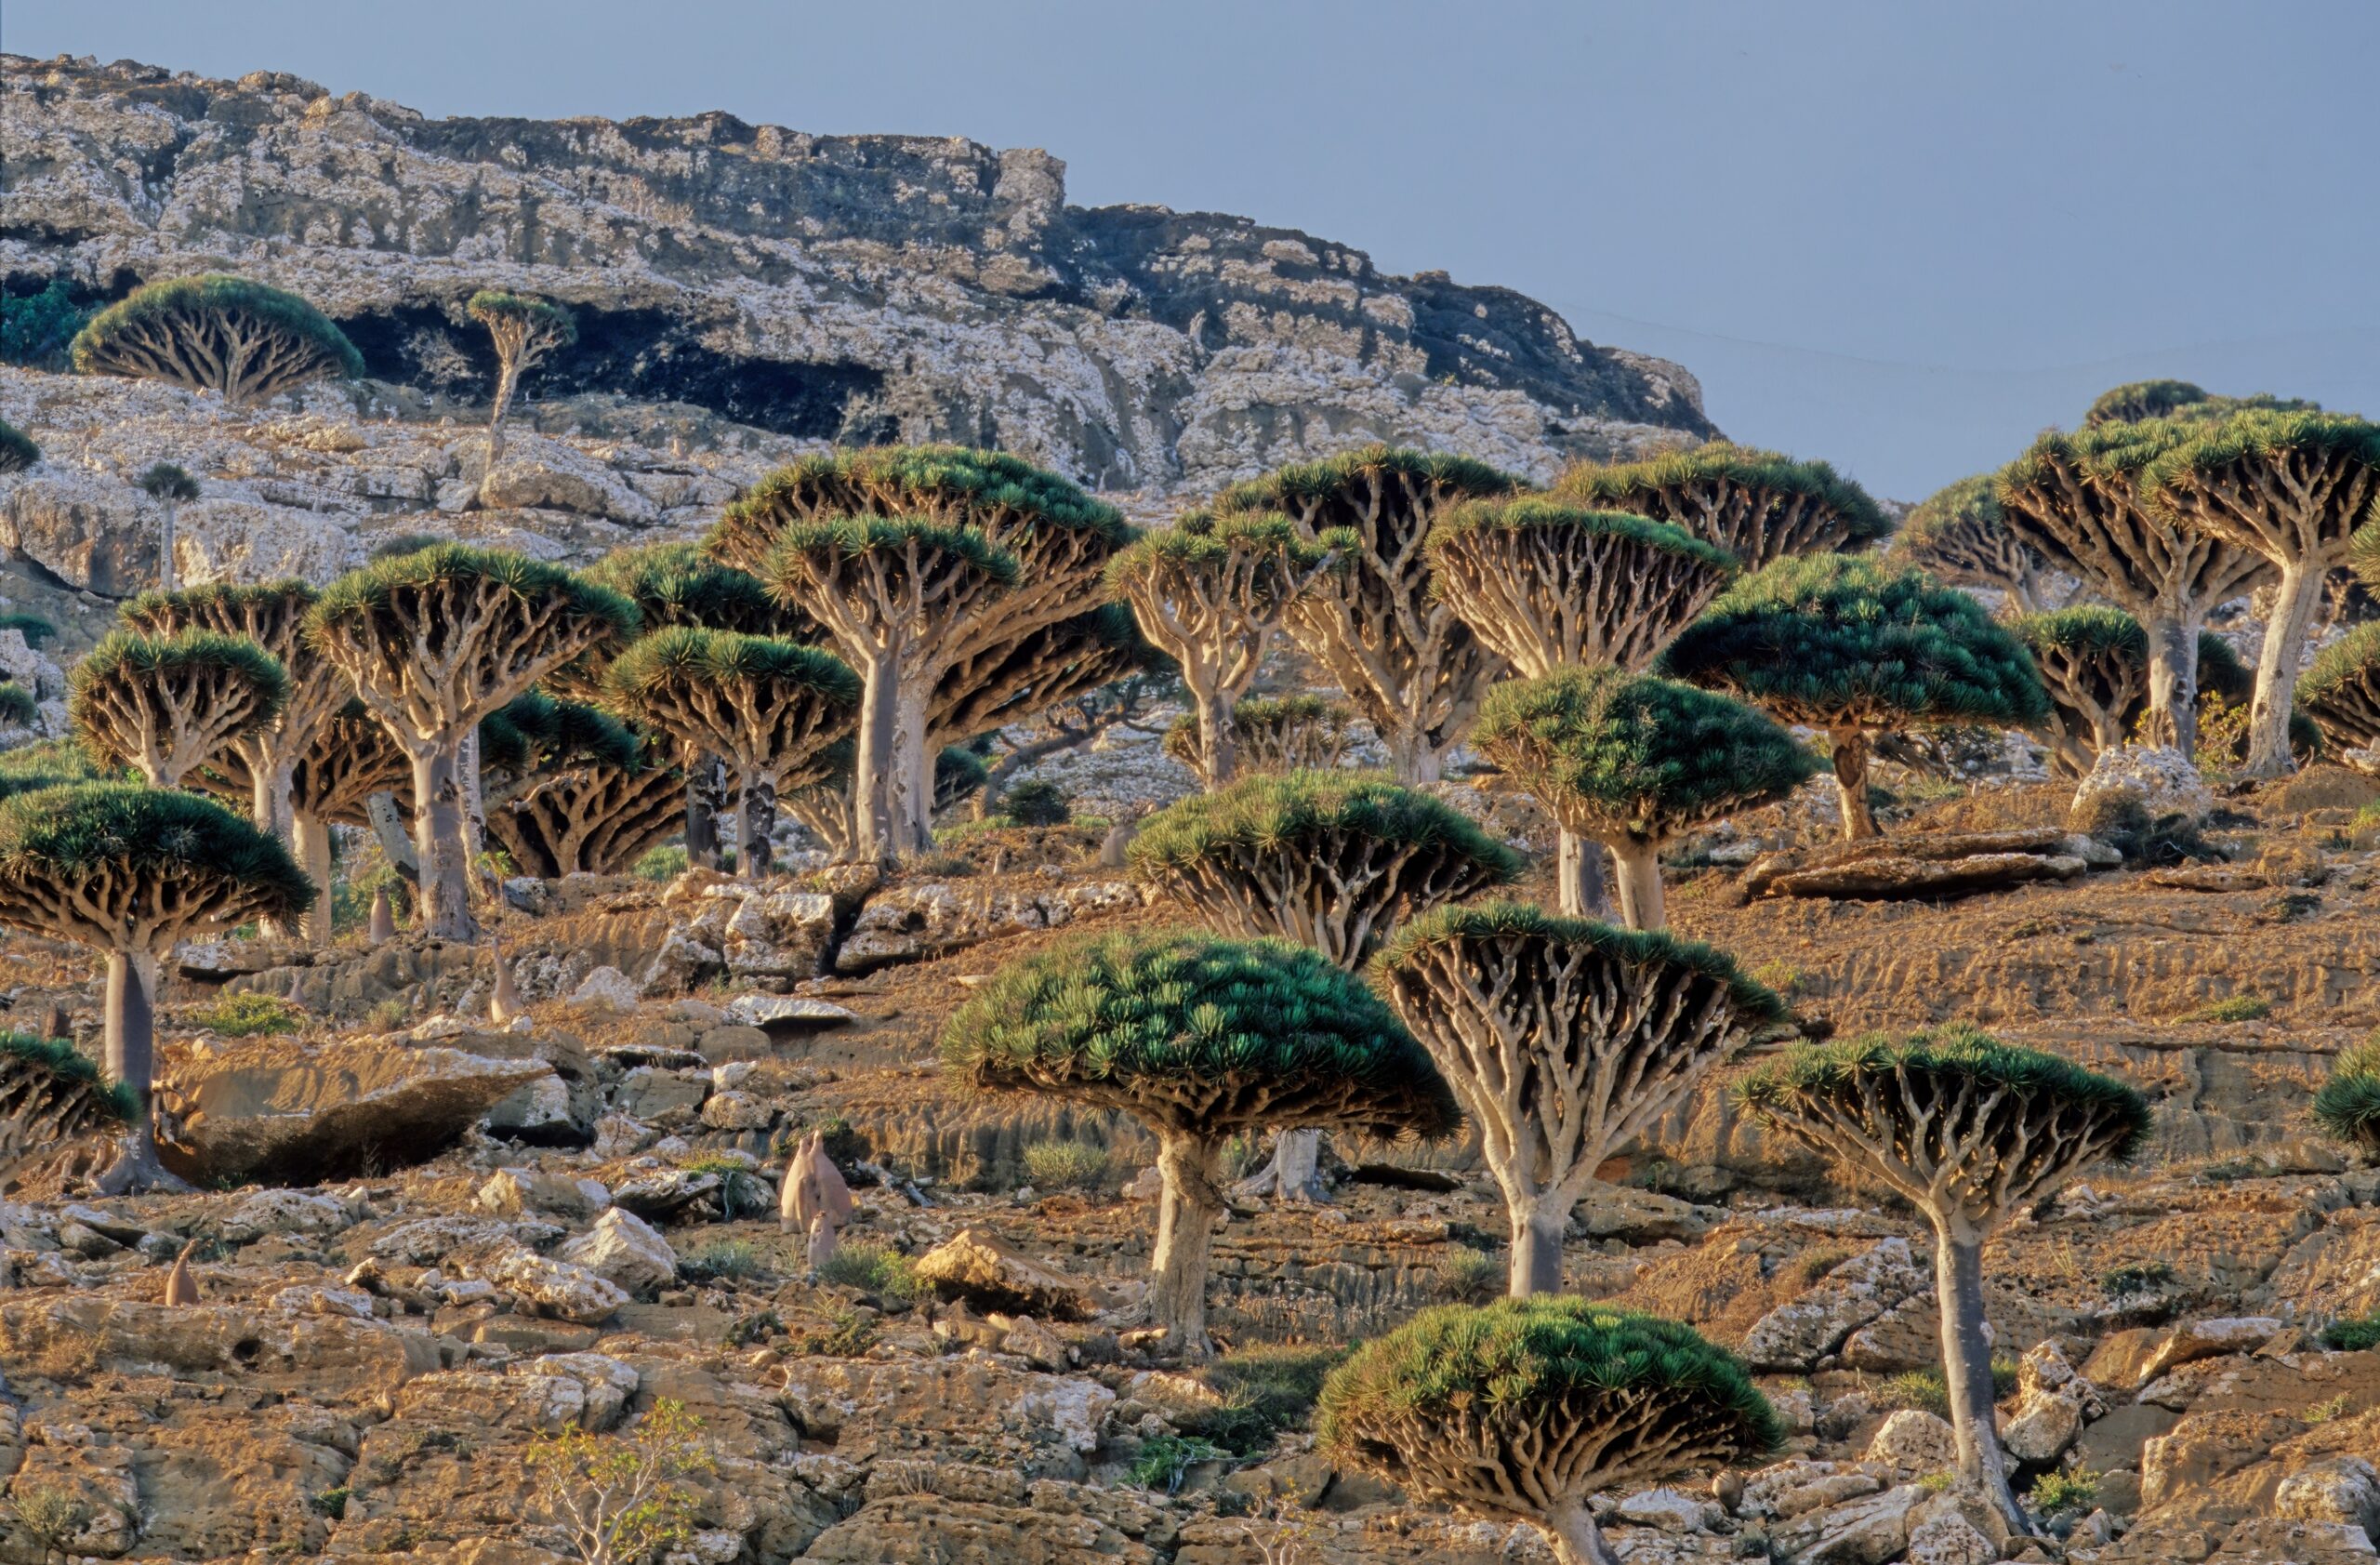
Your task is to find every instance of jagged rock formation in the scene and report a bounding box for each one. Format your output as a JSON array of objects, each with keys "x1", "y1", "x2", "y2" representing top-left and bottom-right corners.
[{"x1": 1, "y1": 55, "x2": 1714, "y2": 493}]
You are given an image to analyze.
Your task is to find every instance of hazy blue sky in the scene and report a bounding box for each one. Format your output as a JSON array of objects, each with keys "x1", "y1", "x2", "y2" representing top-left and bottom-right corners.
[{"x1": 8, "y1": 0, "x2": 2374, "y2": 498}]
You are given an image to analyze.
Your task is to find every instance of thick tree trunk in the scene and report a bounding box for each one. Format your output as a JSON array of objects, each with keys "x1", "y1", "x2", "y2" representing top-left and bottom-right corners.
[
  {"x1": 410, "y1": 742, "x2": 477, "y2": 941},
  {"x1": 1508, "y1": 1199, "x2": 1567, "y2": 1297},
  {"x1": 97, "y1": 949, "x2": 177, "y2": 1193},
  {"x1": 1830, "y1": 729, "x2": 1880, "y2": 840},
  {"x1": 293, "y1": 809, "x2": 336, "y2": 946},
  {"x1": 366, "y1": 790, "x2": 417, "y2": 880},
  {"x1": 1149, "y1": 1133, "x2": 1225, "y2": 1356},
  {"x1": 1384, "y1": 724, "x2": 1443, "y2": 787},
  {"x1": 1194, "y1": 686, "x2": 1236, "y2": 789},
  {"x1": 684, "y1": 751, "x2": 726, "y2": 870},
  {"x1": 254, "y1": 755, "x2": 302, "y2": 939},
  {"x1": 1555, "y1": 830, "x2": 1611, "y2": 919},
  {"x1": 458, "y1": 726, "x2": 487, "y2": 873},
  {"x1": 853, "y1": 653, "x2": 901, "y2": 867},
  {"x1": 739, "y1": 771, "x2": 777, "y2": 880},
  {"x1": 890, "y1": 683, "x2": 935, "y2": 854},
  {"x1": 2245, "y1": 562, "x2": 2320, "y2": 778},
  {"x1": 1934, "y1": 1223, "x2": 2033, "y2": 1535},
  {"x1": 1544, "y1": 1499, "x2": 1620, "y2": 1565},
  {"x1": 159, "y1": 502, "x2": 178, "y2": 593},
  {"x1": 2141, "y1": 611, "x2": 2201, "y2": 759},
  {"x1": 1231, "y1": 1127, "x2": 1327, "y2": 1203},
  {"x1": 1609, "y1": 836, "x2": 1666, "y2": 931},
  {"x1": 487, "y1": 357, "x2": 521, "y2": 466}
]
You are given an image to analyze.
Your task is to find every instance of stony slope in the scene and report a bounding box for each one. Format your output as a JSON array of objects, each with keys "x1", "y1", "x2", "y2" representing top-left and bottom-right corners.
[{"x1": 0, "y1": 53, "x2": 1712, "y2": 493}]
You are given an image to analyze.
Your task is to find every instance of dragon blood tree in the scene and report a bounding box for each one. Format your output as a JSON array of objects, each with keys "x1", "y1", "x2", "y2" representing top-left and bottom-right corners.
[
  {"x1": 465, "y1": 290, "x2": 575, "y2": 464},
  {"x1": 122, "y1": 580, "x2": 351, "y2": 842},
  {"x1": 68, "y1": 629, "x2": 288, "y2": 789},
  {"x1": 71, "y1": 274, "x2": 364, "y2": 408},
  {"x1": 2313, "y1": 1037, "x2": 2380, "y2": 1160},
  {"x1": 1162, "y1": 695, "x2": 1359, "y2": 779},
  {"x1": 781, "y1": 741, "x2": 986, "y2": 860},
  {"x1": 2083, "y1": 379, "x2": 2315, "y2": 429},
  {"x1": 1897, "y1": 474, "x2": 2056, "y2": 613},
  {"x1": 1661, "y1": 554, "x2": 2049, "y2": 841},
  {"x1": 764, "y1": 517, "x2": 1016, "y2": 861},
  {"x1": 2296, "y1": 625, "x2": 2380, "y2": 760},
  {"x1": 1129, "y1": 772, "x2": 1514, "y2": 1203},
  {"x1": 1105, "y1": 510, "x2": 1344, "y2": 788},
  {"x1": 2140, "y1": 411, "x2": 2380, "y2": 777},
  {"x1": 604, "y1": 628, "x2": 858, "y2": 878},
  {"x1": 1738, "y1": 1029, "x2": 2150, "y2": 1532},
  {"x1": 712, "y1": 445, "x2": 1134, "y2": 841},
  {"x1": 1318, "y1": 1297, "x2": 1779, "y2": 1565},
  {"x1": 1474, "y1": 669, "x2": 1815, "y2": 930},
  {"x1": 310, "y1": 545, "x2": 637, "y2": 939},
  {"x1": 0, "y1": 784, "x2": 311, "y2": 1190},
  {"x1": 489, "y1": 732, "x2": 683, "y2": 880},
  {"x1": 1551, "y1": 441, "x2": 1892, "y2": 570},
  {"x1": 136, "y1": 463, "x2": 201, "y2": 593},
  {"x1": 0, "y1": 418, "x2": 37, "y2": 474},
  {"x1": 0, "y1": 1032, "x2": 139, "y2": 1172},
  {"x1": 1376, "y1": 902, "x2": 1784, "y2": 1293},
  {"x1": 1995, "y1": 421, "x2": 2272, "y2": 759},
  {"x1": 943, "y1": 928, "x2": 1457, "y2": 1354},
  {"x1": 1212, "y1": 444, "x2": 1521, "y2": 784},
  {"x1": 199, "y1": 700, "x2": 408, "y2": 942},
  {"x1": 2011, "y1": 608, "x2": 2153, "y2": 777}
]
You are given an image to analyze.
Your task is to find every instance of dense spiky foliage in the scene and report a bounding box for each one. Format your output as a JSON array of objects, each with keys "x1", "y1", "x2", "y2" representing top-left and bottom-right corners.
[
  {"x1": 68, "y1": 629, "x2": 288, "y2": 789},
  {"x1": 1738, "y1": 1028, "x2": 2148, "y2": 1529},
  {"x1": 763, "y1": 516, "x2": 1018, "y2": 861},
  {"x1": 606, "y1": 627, "x2": 858, "y2": 877},
  {"x1": 1897, "y1": 474, "x2": 2056, "y2": 611},
  {"x1": 2011, "y1": 608, "x2": 2151, "y2": 776},
  {"x1": 1162, "y1": 695, "x2": 1359, "y2": 779},
  {"x1": 309, "y1": 544, "x2": 637, "y2": 938},
  {"x1": 465, "y1": 290, "x2": 575, "y2": 462},
  {"x1": 943, "y1": 927, "x2": 1458, "y2": 1351},
  {"x1": 2085, "y1": 379, "x2": 2210, "y2": 427},
  {"x1": 2139, "y1": 411, "x2": 2380, "y2": 776},
  {"x1": 2313, "y1": 1037, "x2": 2380, "y2": 1157},
  {"x1": 122, "y1": 579, "x2": 350, "y2": 846},
  {"x1": 1474, "y1": 669, "x2": 1816, "y2": 928},
  {"x1": 0, "y1": 738, "x2": 115, "y2": 797},
  {"x1": 562, "y1": 541, "x2": 809, "y2": 705},
  {"x1": 1376, "y1": 902, "x2": 1783, "y2": 1295},
  {"x1": 1661, "y1": 554, "x2": 2048, "y2": 840},
  {"x1": 1551, "y1": 441, "x2": 1891, "y2": 568},
  {"x1": 1995, "y1": 420, "x2": 2270, "y2": 759},
  {"x1": 1318, "y1": 1297, "x2": 1778, "y2": 1565},
  {"x1": 1106, "y1": 510, "x2": 1345, "y2": 787},
  {"x1": 1425, "y1": 498, "x2": 1739, "y2": 677},
  {"x1": 0, "y1": 418, "x2": 40, "y2": 474},
  {"x1": 71, "y1": 273, "x2": 363, "y2": 407},
  {"x1": 2296, "y1": 624, "x2": 2380, "y2": 756},
  {"x1": 0, "y1": 684, "x2": 33, "y2": 727},
  {"x1": 0, "y1": 1030, "x2": 139, "y2": 1168},
  {"x1": 1215, "y1": 444, "x2": 1521, "y2": 784},
  {"x1": 1129, "y1": 771, "x2": 1520, "y2": 968},
  {"x1": 0, "y1": 784, "x2": 311, "y2": 1190},
  {"x1": 479, "y1": 691, "x2": 641, "y2": 802}
]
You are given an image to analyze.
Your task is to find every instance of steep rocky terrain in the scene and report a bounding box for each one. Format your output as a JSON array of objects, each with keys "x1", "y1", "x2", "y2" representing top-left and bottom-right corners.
[{"x1": 0, "y1": 54, "x2": 1711, "y2": 495}]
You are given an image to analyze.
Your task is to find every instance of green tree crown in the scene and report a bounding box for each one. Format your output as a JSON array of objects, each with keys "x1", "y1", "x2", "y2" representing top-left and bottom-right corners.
[
  {"x1": 1373, "y1": 900, "x2": 1788, "y2": 1023},
  {"x1": 1425, "y1": 497, "x2": 1738, "y2": 569},
  {"x1": 2011, "y1": 605, "x2": 2148, "y2": 665},
  {"x1": 1128, "y1": 770, "x2": 1522, "y2": 882},
  {"x1": 2140, "y1": 410, "x2": 2380, "y2": 511},
  {"x1": 136, "y1": 462, "x2": 201, "y2": 503},
  {"x1": 1103, "y1": 509, "x2": 1348, "y2": 590},
  {"x1": 2313, "y1": 1036, "x2": 2380, "y2": 1152},
  {"x1": 1553, "y1": 441, "x2": 1892, "y2": 551},
  {"x1": 481, "y1": 690, "x2": 642, "y2": 777},
  {"x1": 0, "y1": 1030, "x2": 139, "y2": 1124},
  {"x1": 1473, "y1": 667, "x2": 1816, "y2": 840},
  {"x1": 605, "y1": 626, "x2": 860, "y2": 708},
  {"x1": 465, "y1": 289, "x2": 578, "y2": 344},
  {"x1": 122, "y1": 578, "x2": 314, "y2": 629},
  {"x1": 311, "y1": 542, "x2": 639, "y2": 642},
  {"x1": 584, "y1": 541, "x2": 787, "y2": 634},
  {"x1": 716, "y1": 444, "x2": 1130, "y2": 568},
  {"x1": 1659, "y1": 552, "x2": 2050, "y2": 730},
  {"x1": 767, "y1": 515, "x2": 1022, "y2": 587},
  {"x1": 0, "y1": 782, "x2": 312, "y2": 921},
  {"x1": 70, "y1": 629, "x2": 291, "y2": 723},
  {"x1": 1899, "y1": 474, "x2": 2001, "y2": 550},
  {"x1": 1215, "y1": 444, "x2": 1519, "y2": 520},
  {"x1": 72, "y1": 273, "x2": 364, "y2": 378}
]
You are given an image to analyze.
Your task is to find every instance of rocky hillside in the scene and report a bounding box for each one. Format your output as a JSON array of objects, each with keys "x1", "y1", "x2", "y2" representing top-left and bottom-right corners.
[{"x1": 0, "y1": 54, "x2": 1712, "y2": 493}]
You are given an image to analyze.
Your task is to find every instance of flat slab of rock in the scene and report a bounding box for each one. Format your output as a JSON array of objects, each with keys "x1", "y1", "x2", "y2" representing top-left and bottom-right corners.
[
  {"x1": 157, "y1": 1040, "x2": 554, "y2": 1187},
  {"x1": 1746, "y1": 829, "x2": 2115, "y2": 901},
  {"x1": 913, "y1": 1227, "x2": 1094, "y2": 1321},
  {"x1": 727, "y1": 995, "x2": 858, "y2": 1032}
]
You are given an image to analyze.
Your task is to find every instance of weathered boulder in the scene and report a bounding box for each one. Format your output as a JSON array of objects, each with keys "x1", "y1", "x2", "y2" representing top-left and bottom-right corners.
[
  {"x1": 2086, "y1": 1317, "x2": 2283, "y2": 1393},
  {"x1": 1745, "y1": 828, "x2": 2111, "y2": 902},
  {"x1": 567, "y1": 964, "x2": 643, "y2": 1013},
  {"x1": 2073, "y1": 744, "x2": 2217, "y2": 827},
  {"x1": 1770, "y1": 1481, "x2": 1927, "y2": 1564},
  {"x1": 220, "y1": 1188, "x2": 356, "y2": 1242},
  {"x1": 472, "y1": 1244, "x2": 628, "y2": 1325},
  {"x1": 0, "y1": 1297, "x2": 442, "y2": 1386},
  {"x1": 1739, "y1": 1239, "x2": 1930, "y2": 1371},
  {"x1": 478, "y1": 435, "x2": 658, "y2": 524},
  {"x1": 836, "y1": 880, "x2": 1140, "y2": 975},
  {"x1": 1864, "y1": 1409, "x2": 1958, "y2": 1473},
  {"x1": 779, "y1": 1359, "x2": 1115, "y2": 1475},
  {"x1": 727, "y1": 995, "x2": 859, "y2": 1032},
  {"x1": 156, "y1": 1039, "x2": 552, "y2": 1187},
  {"x1": 474, "y1": 1167, "x2": 609, "y2": 1219},
  {"x1": 557, "y1": 1207, "x2": 678, "y2": 1299},
  {"x1": 914, "y1": 1227, "x2": 1095, "y2": 1320}
]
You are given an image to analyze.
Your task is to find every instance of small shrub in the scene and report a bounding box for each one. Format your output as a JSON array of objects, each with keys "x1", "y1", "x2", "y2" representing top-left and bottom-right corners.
[
  {"x1": 0, "y1": 683, "x2": 35, "y2": 726},
  {"x1": 525, "y1": 1397, "x2": 714, "y2": 1565},
  {"x1": 1749, "y1": 960, "x2": 1805, "y2": 998},
  {"x1": 366, "y1": 998, "x2": 409, "y2": 1032},
  {"x1": 2070, "y1": 787, "x2": 2214, "y2": 865},
  {"x1": 635, "y1": 843, "x2": 689, "y2": 882},
  {"x1": 190, "y1": 990, "x2": 302, "y2": 1037},
  {"x1": 1, "y1": 278, "x2": 94, "y2": 370},
  {"x1": 1183, "y1": 1345, "x2": 1349, "y2": 1455},
  {"x1": 309, "y1": 1487, "x2": 350, "y2": 1519},
  {"x1": 1000, "y1": 778, "x2": 1072, "y2": 827},
  {"x1": 2029, "y1": 1467, "x2": 2099, "y2": 1517},
  {"x1": 2320, "y1": 1313, "x2": 2380, "y2": 1352},
  {"x1": 1219, "y1": 1134, "x2": 1263, "y2": 1183},
  {"x1": 1129, "y1": 1433, "x2": 1229, "y2": 1493},
  {"x1": 814, "y1": 1240, "x2": 919, "y2": 1304},
  {"x1": 1022, "y1": 1138, "x2": 1108, "y2": 1191},
  {"x1": 0, "y1": 614, "x2": 58, "y2": 648},
  {"x1": 2101, "y1": 1261, "x2": 2177, "y2": 1297},
  {"x1": 2175, "y1": 993, "x2": 2271, "y2": 1025},
  {"x1": 1435, "y1": 1246, "x2": 1501, "y2": 1304},
  {"x1": 1915, "y1": 1470, "x2": 1955, "y2": 1494},
  {"x1": 2, "y1": 1482, "x2": 93, "y2": 1562},
  {"x1": 787, "y1": 1307, "x2": 878, "y2": 1358},
  {"x1": 368, "y1": 532, "x2": 448, "y2": 563},
  {"x1": 680, "y1": 1239, "x2": 762, "y2": 1282},
  {"x1": 2306, "y1": 1393, "x2": 2353, "y2": 1424},
  {"x1": 676, "y1": 1154, "x2": 767, "y2": 1219},
  {"x1": 1792, "y1": 1245, "x2": 1856, "y2": 1286},
  {"x1": 1874, "y1": 1371, "x2": 1950, "y2": 1418}
]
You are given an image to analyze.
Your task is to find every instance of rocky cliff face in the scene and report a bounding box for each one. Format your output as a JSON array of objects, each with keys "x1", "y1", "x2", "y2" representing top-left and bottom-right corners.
[{"x1": 0, "y1": 54, "x2": 1713, "y2": 492}]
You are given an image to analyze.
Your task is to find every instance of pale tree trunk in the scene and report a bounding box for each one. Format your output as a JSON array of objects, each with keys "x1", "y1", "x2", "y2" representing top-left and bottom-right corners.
[
  {"x1": 97, "y1": 948, "x2": 178, "y2": 1193},
  {"x1": 889, "y1": 683, "x2": 935, "y2": 855},
  {"x1": 1232, "y1": 1127, "x2": 1326, "y2": 1203},
  {"x1": 159, "y1": 501, "x2": 178, "y2": 593},
  {"x1": 366, "y1": 790, "x2": 416, "y2": 877},
  {"x1": 251, "y1": 754, "x2": 302, "y2": 939},
  {"x1": 853, "y1": 652, "x2": 901, "y2": 867},
  {"x1": 1385, "y1": 723, "x2": 1443, "y2": 787},
  {"x1": 458, "y1": 726, "x2": 487, "y2": 871},
  {"x1": 2140, "y1": 611, "x2": 2201, "y2": 759},
  {"x1": 293, "y1": 809, "x2": 336, "y2": 946},
  {"x1": 1195, "y1": 685, "x2": 1236, "y2": 789},
  {"x1": 487, "y1": 355, "x2": 522, "y2": 466},
  {"x1": 2244, "y1": 562, "x2": 2320, "y2": 778},
  {"x1": 1608, "y1": 836, "x2": 1666, "y2": 931},
  {"x1": 1830, "y1": 729, "x2": 1880, "y2": 841},
  {"x1": 1149, "y1": 1133, "x2": 1225, "y2": 1356},
  {"x1": 1543, "y1": 1499, "x2": 1620, "y2": 1565},
  {"x1": 1508, "y1": 1197, "x2": 1567, "y2": 1297},
  {"x1": 684, "y1": 751, "x2": 726, "y2": 870},
  {"x1": 1934, "y1": 1220, "x2": 2034, "y2": 1536},
  {"x1": 1556, "y1": 830, "x2": 1611, "y2": 919},
  {"x1": 411, "y1": 741, "x2": 477, "y2": 941},
  {"x1": 738, "y1": 771, "x2": 777, "y2": 880}
]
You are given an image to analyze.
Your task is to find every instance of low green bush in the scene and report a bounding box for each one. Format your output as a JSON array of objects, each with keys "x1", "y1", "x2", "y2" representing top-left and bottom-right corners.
[
  {"x1": 1022, "y1": 1138, "x2": 1108, "y2": 1191},
  {"x1": 191, "y1": 990, "x2": 302, "y2": 1037}
]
